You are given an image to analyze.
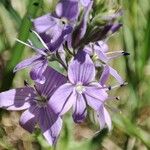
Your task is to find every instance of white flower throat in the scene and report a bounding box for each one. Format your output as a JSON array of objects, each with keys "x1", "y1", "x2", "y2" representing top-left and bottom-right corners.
[{"x1": 75, "y1": 83, "x2": 85, "y2": 94}]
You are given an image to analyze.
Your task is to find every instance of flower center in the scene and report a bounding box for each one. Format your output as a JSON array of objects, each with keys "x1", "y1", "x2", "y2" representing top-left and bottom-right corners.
[
  {"x1": 35, "y1": 95, "x2": 48, "y2": 107},
  {"x1": 61, "y1": 17, "x2": 68, "y2": 25},
  {"x1": 75, "y1": 83, "x2": 85, "y2": 94}
]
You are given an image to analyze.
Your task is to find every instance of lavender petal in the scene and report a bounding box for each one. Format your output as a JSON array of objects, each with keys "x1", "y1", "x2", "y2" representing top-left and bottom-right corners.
[
  {"x1": 38, "y1": 106, "x2": 62, "y2": 145},
  {"x1": 55, "y1": 0, "x2": 79, "y2": 21},
  {"x1": 97, "y1": 106, "x2": 111, "y2": 130},
  {"x1": 49, "y1": 83, "x2": 75, "y2": 115},
  {"x1": 99, "y1": 65, "x2": 110, "y2": 86},
  {"x1": 19, "y1": 107, "x2": 38, "y2": 133},
  {"x1": 13, "y1": 54, "x2": 42, "y2": 72},
  {"x1": 84, "y1": 84, "x2": 108, "y2": 110},
  {"x1": 0, "y1": 87, "x2": 35, "y2": 110},
  {"x1": 35, "y1": 67, "x2": 67, "y2": 99},
  {"x1": 72, "y1": 93, "x2": 87, "y2": 123},
  {"x1": 109, "y1": 66, "x2": 124, "y2": 84},
  {"x1": 30, "y1": 59, "x2": 48, "y2": 84},
  {"x1": 32, "y1": 13, "x2": 56, "y2": 33},
  {"x1": 68, "y1": 51, "x2": 95, "y2": 84}
]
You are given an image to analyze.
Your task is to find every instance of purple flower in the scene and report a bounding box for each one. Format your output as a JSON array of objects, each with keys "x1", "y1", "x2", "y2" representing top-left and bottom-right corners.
[
  {"x1": 32, "y1": 0, "x2": 82, "y2": 52},
  {"x1": 14, "y1": 37, "x2": 50, "y2": 84},
  {"x1": 84, "y1": 41, "x2": 127, "y2": 85},
  {"x1": 0, "y1": 67, "x2": 67, "y2": 145},
  {"x1": 49, "y1": 51, "x2": 108, "y2": 125}
]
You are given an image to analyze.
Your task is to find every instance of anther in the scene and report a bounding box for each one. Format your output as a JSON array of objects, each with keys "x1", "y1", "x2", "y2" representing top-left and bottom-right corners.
[
  {"x1": 115, "y1": 96, "x2": 120, "y2": 100},
  {"x1": 120, "y1": 82, "x2": 128, "y2": 87},
  {"x1": 122, "y1": 52, "x2": 130, "y2": 56},
  {"x1": 108, "y1": 86, "x2": 112, "y2": 90}
]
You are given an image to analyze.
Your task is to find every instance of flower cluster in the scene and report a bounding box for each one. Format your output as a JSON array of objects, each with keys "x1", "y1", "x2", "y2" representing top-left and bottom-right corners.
[{"x1": 0, "y1": 0, "x2": 128, "y2": 146}]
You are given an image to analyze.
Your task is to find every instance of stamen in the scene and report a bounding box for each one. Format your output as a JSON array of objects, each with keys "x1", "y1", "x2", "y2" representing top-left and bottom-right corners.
[
  {"x1": 75, "y1": 83, "x2": 85, "y2": 94},
  {"x1": 15, "y1": 38, "x2": 47, "y2": 56},
  {"x1": 107, "y1": 96, "x2": 120, "y2": 101},
  {"x1": 16, "y1": 38, "x2": 33, "y2": 48},
  {"x1": 122, "y1": 52, "x2": 130, "y2": 56},
  {"x1": 107, "y1": 82, "x2": 128, "y2": 91},
  {"x1": 106, "y1": 51, "x2": 130, "y2": 60}
]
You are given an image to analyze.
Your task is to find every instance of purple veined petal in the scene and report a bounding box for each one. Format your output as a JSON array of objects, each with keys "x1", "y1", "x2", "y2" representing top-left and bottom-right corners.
[
  {"x1": 97, "y1": 106, "x2": 111, "y2": 131},
  {"x1": 19, "y1": 105, "x2": 39, "y2": 133},
  {"x1": 35, "y1": 67, "x2": 67, "y2": 99},
  {"x1": 72, "y1": 1, "x2": 93, "y2": 47},
  {"x1": 43, "y1": 117, "x2": 62, "y2": 145},
  {"x1": 55, "y1": 0, "x2": 79, "y2": 21},
  {"x1": 32, "y1": 13, "x2": 57, "y2": 33},
  {"x1": 13, "y1": 54, "x2": 43, "y2": 72},
  {"x1": 103, "y1": 107, "x2": 111, "y2": 130},
  {"x1": 80, "y1": 0, "x2": 91, "y2": 7},
  {"x1": 94, "y1": 47, "x2": 108, "y2": 63},
  {"x1": 49, "y1": 83, "x2": 75, "y2": 116},
  {"x1": 96, "y1": 41, "x2": 109, "y2": 53},
  {"x1": 0, "y1": 87, "x2": 35, "y2": 110},
  {"x1": 30, "y1": 59, "x2": 48, "y2": 84},
  {"x1": 72, "y1": 93, "x2": 87, "y2": 123},
  {"x1": 46, "y1": 25, "x2": 73, "y2": 52},
  {"x1": 39, "y1": 23, "x2": 63, "y2": 45},
  {"x1": 68, "y1": 51, "x2": 95, "y2": 84},
  {"x1": 109, "y1": 66, "x2": 124, "y2": 84},
  {"x1": 84, "y1": 84, "x2": 108, "y2": 111},
  {"x1": 97, "y1": 106, "x2": 105, "y2": 129},
  {"x1": 38, "y1": 106, "x2": 62, "y2": 145},
  {"x1": 99, "y1": 65, "x2": 110, "y2": 86}
]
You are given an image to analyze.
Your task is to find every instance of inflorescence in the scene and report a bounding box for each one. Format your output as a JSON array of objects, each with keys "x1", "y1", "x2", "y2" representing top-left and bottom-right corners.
[{"x1": 0, "y1": 0, "x2": 128, "y2": 146}]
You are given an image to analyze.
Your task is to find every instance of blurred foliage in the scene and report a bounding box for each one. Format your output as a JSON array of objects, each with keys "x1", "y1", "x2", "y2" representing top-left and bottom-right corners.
[{"x1": 0, "y1": 0, "x2": 150, "y2": 150}]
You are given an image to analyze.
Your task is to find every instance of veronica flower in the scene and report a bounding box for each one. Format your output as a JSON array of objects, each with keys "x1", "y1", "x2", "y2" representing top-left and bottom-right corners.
[
  {"x1": 49, "y1": 51, "x2": 108, "y2": 127},
  {"x1": 84, "y1": 41, "x2": 128, "y2": 85},
  {"x1": 13, "y1": 33, "x2": 51, "y2": 84},
  {"x1": 0, "y1": 67, "x2": 67, "y2": 145},
  {"x1": 32, "y1": 0, "x2": 81, "y2": 52},
  {"x1": 14, "y1": 28, "x2": 69, "y2": 84}
]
